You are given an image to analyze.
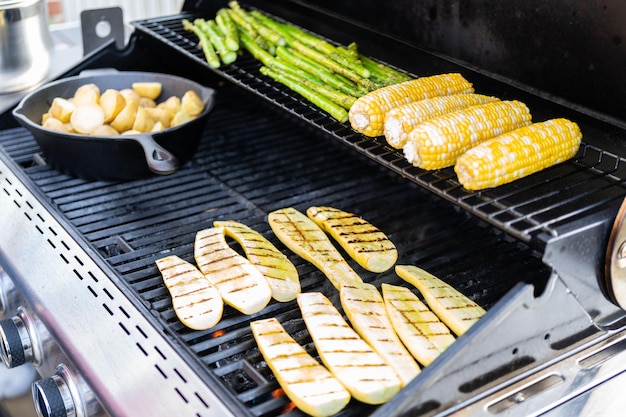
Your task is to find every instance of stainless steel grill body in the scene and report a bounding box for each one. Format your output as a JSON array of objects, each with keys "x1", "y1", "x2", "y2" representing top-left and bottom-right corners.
[{"x1": 1, "y1": 2, "x2": 626, "y2": 417}]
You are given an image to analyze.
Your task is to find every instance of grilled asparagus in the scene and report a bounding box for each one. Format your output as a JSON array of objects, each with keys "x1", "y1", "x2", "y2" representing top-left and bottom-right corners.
[
  {"x1": 194, "y1": 226, "x2": 272, "y2": 315},
  {"x1": 395, "y1": 265, "x2": 486, "y2": 335},
  {"x1": 268, "y1": 207, "x2": 362, "y2": 289},
  {"x1": 251, "y1": 317, "x2": 351, "y2": 417},
  {"x1": 382, "y1": 283, "x2": 455, "y2": 366},
  {"x1": 155, "y1": 255, "x2": 223, "y2": 330},
  {"x1": 306, "y1": 206, "x2": 398, "y2": 273},
  {"x1": 297, "y1": 292, "x2": 401, "y2": 404},
  {"x1": 340, "y1": 281, "x2": 420, "y2": 386},
  {"x1": 214, "y1": 220, "x2": 300, "y2": 302}
]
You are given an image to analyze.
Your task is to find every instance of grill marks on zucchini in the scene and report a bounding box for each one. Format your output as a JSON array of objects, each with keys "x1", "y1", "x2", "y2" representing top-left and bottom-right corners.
[
  {"x1": 382, "y1": 283, "x2": 455, "y2": 366},
  {"x1": 251, "y1": 317, "x2": 350, "y2": 417},
  {"x1": 340, "y1": 282, "x2": 420, "y2": 386},
  {"x1": 155, "y1": 255, "x2": 223, "y2": 330},
  {"x1": 395, "y1": 265, "x2": 486, "y2": 335},
  {"x1": 194, "y1": 226, "x2": 272, "y2": 314},
  {"x1": 214, "y1": 220, "x2": 301, "y2": 302},
  {"x1": 306, "y1": 206, "x2": 397, "y2": 272},
  {"x1": 268, "y1": 207, "x2": 362, "y2": 289},
  {"x1": 297, "y1": 292, "x2": 401, "y2": 404}
]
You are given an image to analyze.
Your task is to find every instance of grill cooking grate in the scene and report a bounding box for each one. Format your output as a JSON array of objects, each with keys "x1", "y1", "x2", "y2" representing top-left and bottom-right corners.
[
  {"x1": 0, "y1": 84, "x2": 550, "y2": 416},
  {"x1": 132, "y1": 11, "x2": 626, "y2": 246}
]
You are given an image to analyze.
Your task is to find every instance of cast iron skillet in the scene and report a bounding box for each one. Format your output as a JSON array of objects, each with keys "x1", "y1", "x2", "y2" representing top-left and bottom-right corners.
[{"x1": 13, "y1": 69, "x2": 216, "y2": 181}]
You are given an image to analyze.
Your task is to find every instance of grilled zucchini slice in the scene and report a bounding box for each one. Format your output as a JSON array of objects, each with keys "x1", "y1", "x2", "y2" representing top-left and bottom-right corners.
[
  {"x1": 214, "y1": 220, "x2": 300, "y2": 302},
  {"x1": 395, "y1": 265, "x2": 486, "y2": 335},
  {"x1": 251, "y1": 317, "x2": 350, "y2": 417},
  {"x1": 382, "y1": 283, "x2": 455, "y2": 366},
  {"x1": 194, "y1": 226, "x2": 272, "y2": 314},
  {"x1": 155, "y1": 255, "x2": 223, "y2": 330},
  {"x1": 307, "y1": 206, "x2": 397, "y2": 272},
  {"x1": 297, "y1": 292, "x2": 401, "y2": 404},
  {"x1": 268, "y1": 207, "x2": 362, "y2": 289},
  {"x1": 340, "y1": 281, "x2": 420, "y2": 386}
]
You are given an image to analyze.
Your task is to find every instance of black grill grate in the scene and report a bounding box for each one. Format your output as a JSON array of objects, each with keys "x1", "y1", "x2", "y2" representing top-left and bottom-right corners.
[
  {"x1": 132, "y1": 11, "x2": 626, "y2": 246},
  {"x1": 0, "y1": 84, "x2": 550, "y2": 416}
]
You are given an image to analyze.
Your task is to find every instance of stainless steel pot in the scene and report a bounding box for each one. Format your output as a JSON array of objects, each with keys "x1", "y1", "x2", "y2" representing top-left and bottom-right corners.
[{"x1": 0, "y1": 0, "x2": 53, "y2": 93}]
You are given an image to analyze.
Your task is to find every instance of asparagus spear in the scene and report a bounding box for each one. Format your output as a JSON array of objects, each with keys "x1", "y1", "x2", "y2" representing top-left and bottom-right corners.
[
  {"x1": 273, "y1": 67, "x2": 357, "y2": 110},
  {"x1": 229, "y1": 1, "x2": 284, "y2": 49},
  {"x1": 226, "y1": 5, "x2": 270, "y2": 52},
  {"x1": 275, "y1": 46, "x2": 365, "y2": 97},
  {"x1": 292, "y1": 40, "x2": 377, "y2": 91},
  {"x1": 216, "y1": 8, "x2": 239, "y2": 51},
  {"x1": 182, "y1": 18, "x2": 221, "y2": 68},
  {"x1": 259, "y1": 66, "x2": 349, "y2": 123},
  {"x1": 280, "y1": 22, "x2": 336, "y2": 55},
  {"x1": 249, "y1": 10, "x2": 296, "y2": 45},
  {"x1": 196, "y1": 18, "x2": 237, "y2": 65},
  {"x1": 360, "y1": 54, "x2": 412, "y2": 84}
]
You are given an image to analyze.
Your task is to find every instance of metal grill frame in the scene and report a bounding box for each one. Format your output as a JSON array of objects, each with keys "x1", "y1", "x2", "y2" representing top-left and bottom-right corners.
[{"x1": 131, "y1": 9, "x2": 626, "y2": 247}]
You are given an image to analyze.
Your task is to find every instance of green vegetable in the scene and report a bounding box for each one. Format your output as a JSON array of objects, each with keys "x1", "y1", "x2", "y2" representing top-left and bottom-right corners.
[
  {"x1": 259, "y1": 66, "x2": 349, "y2": 123},
  {"x1": 216, "y1": 8, "x2": 239, "y2": 51},
  {"x1": 275, "y1": 46, "x2": 365, "y2": 98},
  {"x1": 195, "y1": 18, "x2": 237, "y2": 65},
  {"x1": 291, "y1": 40, "x2": 377, "y2": 91},
  {"x1": 275, "y1": 68, "x2": 357, "y2": 110},
  {"x1": 182, "y1": 18, "x2": 220, "y2": 68},
  {"x1": 360, "y1": 54, "x2": 412, "y2": 85}
]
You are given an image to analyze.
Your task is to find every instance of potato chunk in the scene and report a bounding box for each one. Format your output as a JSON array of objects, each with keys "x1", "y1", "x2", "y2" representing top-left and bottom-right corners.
[
  {"x1": 132, "y1": 82, "x2": 162, "y2": 100},
  {"x1": 70, "y1": 103, "x2": 105, "y2": 134},
  {"x1": 49, "y1": 98, "x2": 75, "y2": 123},
  {"x1": 100, "y1": 89, "x2": 126, "y2": 123},
  {"x1": 181, "y1": 90, "x2": 204, "y2": 116}
]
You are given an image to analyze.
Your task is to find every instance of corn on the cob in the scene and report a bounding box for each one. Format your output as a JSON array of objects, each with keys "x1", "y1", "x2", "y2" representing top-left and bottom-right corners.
[
  {"x1": 403, "y1": 100, "x2": 532, "y2": 170},
  {"x1": 455, "y1": 118, "x2": 582, "y2": 190},
  {"x1": 383, "y1": 93, "x2": 500, "y2": 149},
  {"x1": 348, "y1": 73, "x2": 474, "y2": 137},
  {"x1": 251, "y1": 317, "x2": 351, "y2": 417}
]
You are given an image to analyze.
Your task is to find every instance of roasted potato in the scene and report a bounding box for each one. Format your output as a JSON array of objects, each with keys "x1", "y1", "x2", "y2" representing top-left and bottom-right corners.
[
  {"x1": 132, "y1": 82, "x2": 162, "y2": 100},
  {"x1": 100, "y1": 89, "x2": 126, "y2": 123},
  {"x1": 49, "y1": 97, "x2": 75, "y2": 123},
  {"x1": 110, "y1": 99, "x2": 139, "y2": 133},
  {"x1": 41, "y1": 82, "x2": 204, "y2": 136},
  {"x1": 70, "y1": 103, "x2": 105, "y2": 134},
  {"x1": 181, "y1": 90, "x2": 204, "y2": 116},
  {"x1": 73, "y1": 83, "x2": 100, "y2": 105}
]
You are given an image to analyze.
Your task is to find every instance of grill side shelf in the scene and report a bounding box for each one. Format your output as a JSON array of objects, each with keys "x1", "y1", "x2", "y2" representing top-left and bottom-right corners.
[{"x1": 132, "y1": 13, "x2": 626, "y2": 247}]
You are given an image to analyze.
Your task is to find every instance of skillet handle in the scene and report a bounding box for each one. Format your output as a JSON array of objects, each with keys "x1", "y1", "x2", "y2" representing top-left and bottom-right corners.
[{"x1": 130, "y1": 134, "x2": 180, "y2": 175}]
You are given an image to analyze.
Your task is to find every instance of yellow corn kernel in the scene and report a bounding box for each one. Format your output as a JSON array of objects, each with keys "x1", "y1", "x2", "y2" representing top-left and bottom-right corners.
[
  {"x1": 403, "y1": 100, "x2": 532, "y2": 170},
  {"x1": 454, "y1": 118, "x2": 582, "y2": 190},
  {"x1": 348, "y1": 73, "x2": 474, "y2": 137},
  {"x1": 383, "y1": 93, "x2": 500, "y2": 149}
]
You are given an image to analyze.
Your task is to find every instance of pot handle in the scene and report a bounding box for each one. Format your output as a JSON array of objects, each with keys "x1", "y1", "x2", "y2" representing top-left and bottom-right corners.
[{"x1": 128, "y1": 134, "x2": 180, "y2": 175}]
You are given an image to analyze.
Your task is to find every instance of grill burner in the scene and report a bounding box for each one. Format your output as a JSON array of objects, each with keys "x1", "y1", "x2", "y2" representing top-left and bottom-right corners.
[{"x1": 0, "y1": 83, "x2": 550, "y2": 415}]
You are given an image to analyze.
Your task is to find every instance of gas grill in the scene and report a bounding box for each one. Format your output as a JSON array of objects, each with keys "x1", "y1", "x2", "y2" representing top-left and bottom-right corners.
[{"x1": 2, "y1": 1, "x2": 626, "y2": 416}]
